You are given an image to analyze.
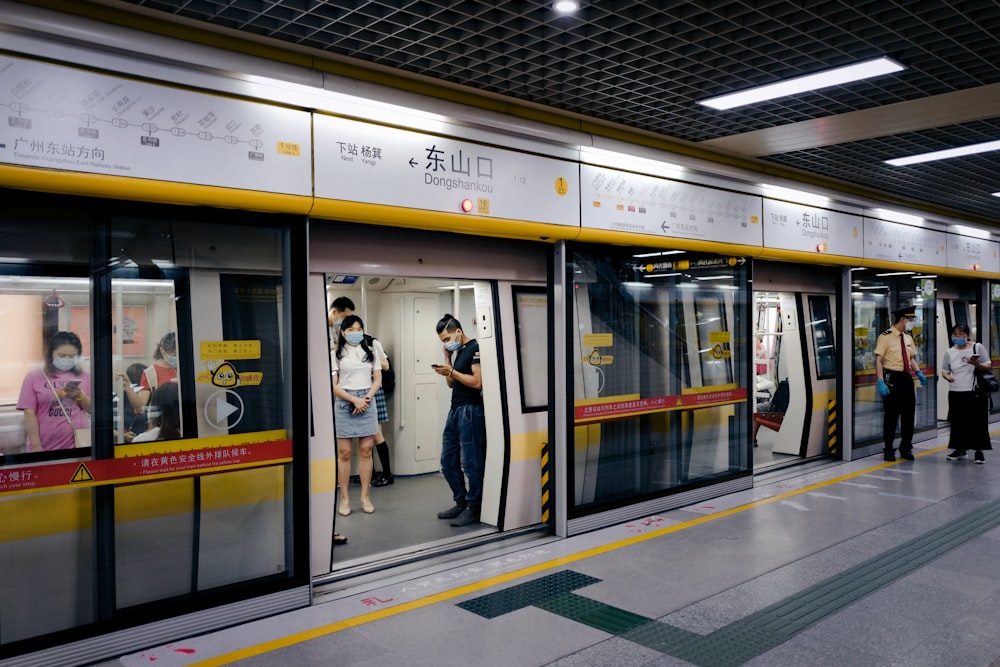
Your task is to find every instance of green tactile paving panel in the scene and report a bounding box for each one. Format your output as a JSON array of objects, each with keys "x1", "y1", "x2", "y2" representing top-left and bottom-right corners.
[
  {"x1": 458, "y1": 500, "x2": 1000, "y2": 667},
  {"x1": 457, "y1": 570, "x2": 601, "y2": 619},
  {"x1": 535, "y1": 593, "x2": 649, "y2": 635}
]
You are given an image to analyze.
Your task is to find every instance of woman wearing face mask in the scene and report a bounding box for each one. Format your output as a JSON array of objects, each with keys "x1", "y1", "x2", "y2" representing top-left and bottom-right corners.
[
  {"x1": 941, "y1": 324, "x2": 993, "y2": 463},
  {"x1": 122, "y1": 332, "x2": 179, "y2": 411},
  {"x1": 17, "y1": 331, "x2": 92, "y2": 452},
  {"x1": 331, "y1": 315, "x2": 382, "y2": 516}
]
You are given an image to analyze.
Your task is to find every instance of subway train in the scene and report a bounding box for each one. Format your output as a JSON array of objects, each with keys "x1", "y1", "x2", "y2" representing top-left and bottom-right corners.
[{"x1": 1, "y1": 3, "x2": 999, "y2": 665}]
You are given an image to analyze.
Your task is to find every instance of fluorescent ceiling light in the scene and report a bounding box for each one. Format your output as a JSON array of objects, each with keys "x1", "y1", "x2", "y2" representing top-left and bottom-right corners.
[
  {"x1": 699, "y1": 57, "x2": 904, "y2": 110},
  {"x1": 554, "y1": 0, "x2": 579, "y2": 12},
  {"x1": 856, "y1": 285, "x2": 890, "y2": 290},
  {"x1": 633, "y1": 250, "x2": 685, "y2": 258},
  {"x1": 992, "y1": 192, "x2": 1000, "y2": 198},
  {"x1": 875, "y1": 271, "x2": 915, "y2": 277},
  {"x1": 887, "y1": 139, "x2": 1000, "y2": 167}
]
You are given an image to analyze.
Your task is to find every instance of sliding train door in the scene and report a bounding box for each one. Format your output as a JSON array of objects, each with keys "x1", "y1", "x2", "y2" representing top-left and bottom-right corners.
[
  {"x1": 307, "y1": 222, "x2": 549, "y2": 577},
  {"x1": 752, "y1": 263, "x2": 839, "y2": 470},
  {"x1": 566, "y1": 246, "x2": 750, "y2": 527}
]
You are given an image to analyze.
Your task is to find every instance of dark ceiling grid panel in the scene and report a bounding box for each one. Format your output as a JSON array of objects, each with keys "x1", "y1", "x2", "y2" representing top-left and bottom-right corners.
[{"x1": 101, "y1": 1, "x2": 1000, "y2": 221}]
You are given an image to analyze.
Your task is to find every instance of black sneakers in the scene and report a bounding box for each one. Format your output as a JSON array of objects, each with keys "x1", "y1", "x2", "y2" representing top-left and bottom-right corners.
[
  {"x1": 437, "y1": 502, "x2": 467, "y2": 520},
  {"x1": 450, "y1": 506, "x2": 481, "y2": 527},
  {"x1": 946, "y1": 450, "x2": 967, "y2": 461},
  {"x1": 899, "y1": 449, "x2": 915, "y2": 461},
  {"x1": 975, "y1": 451, "x2": 986, "y2": 464}
]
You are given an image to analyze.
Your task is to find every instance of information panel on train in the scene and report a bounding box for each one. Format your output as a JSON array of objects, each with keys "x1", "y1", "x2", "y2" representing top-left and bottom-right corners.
[
  {"x1": 763, "y1": 198, "x2": 863, "y2": 256},
  {"x1": 313, "y1": 115, "x2": 580, "y2": 226},
  {"x1": 0, "y1": 54, "x2": 313, "y2": 195},
  {"x1": 579, "y1": 164, "x2": 762, "y2": 245}
]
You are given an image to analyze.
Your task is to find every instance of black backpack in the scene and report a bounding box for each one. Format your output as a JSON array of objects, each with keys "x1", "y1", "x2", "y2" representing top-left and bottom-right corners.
[{"x1": 381, "y1": 355, "x2": 395, "y2": 395}]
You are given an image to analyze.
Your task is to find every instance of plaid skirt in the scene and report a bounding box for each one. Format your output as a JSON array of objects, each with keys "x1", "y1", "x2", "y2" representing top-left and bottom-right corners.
[{"x1": 375, "y1": 387, "x2": 388, "y2": 423}]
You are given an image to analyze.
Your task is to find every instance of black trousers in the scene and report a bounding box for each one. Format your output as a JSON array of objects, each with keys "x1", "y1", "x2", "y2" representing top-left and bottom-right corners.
[{"x1": 882, "y1": 370, "x2": 915, "y2": 453}]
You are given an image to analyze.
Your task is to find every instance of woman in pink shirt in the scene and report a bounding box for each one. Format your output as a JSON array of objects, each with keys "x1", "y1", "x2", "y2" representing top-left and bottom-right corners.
[{"x1": 17, "y1": 331, "x2": 92, "y2": 452}]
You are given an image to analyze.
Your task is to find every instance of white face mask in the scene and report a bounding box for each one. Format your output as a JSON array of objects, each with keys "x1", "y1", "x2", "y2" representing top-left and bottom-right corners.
[
  {"x1": 904, "y1": 320, "x2": 915, "y2": 332},
  {"x1": 52, "y1": 356, "x2": 78, "y2": 372}
]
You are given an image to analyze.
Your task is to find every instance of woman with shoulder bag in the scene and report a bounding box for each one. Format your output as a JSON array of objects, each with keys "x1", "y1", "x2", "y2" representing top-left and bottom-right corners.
[{"x1": 940, "y1": 324, "x2": 992, "y2": 463}]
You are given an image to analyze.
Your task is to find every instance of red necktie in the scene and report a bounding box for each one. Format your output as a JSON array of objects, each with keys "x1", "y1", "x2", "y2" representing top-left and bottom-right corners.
[{"x1": 900, "y1": 334, "x2": 909, "y2": 373}]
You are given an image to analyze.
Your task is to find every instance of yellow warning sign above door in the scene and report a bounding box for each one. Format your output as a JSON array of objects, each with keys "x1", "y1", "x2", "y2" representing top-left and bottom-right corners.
[{"x1": 71, "y1": 463, "x2": 94, "y2": 483}]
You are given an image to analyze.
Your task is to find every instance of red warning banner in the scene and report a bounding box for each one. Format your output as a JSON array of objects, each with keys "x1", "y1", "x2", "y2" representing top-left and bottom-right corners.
[
  {"x1": 575, "y1": 388, "x2": 747, "y2": 424},
  {"x1": 0, "y1": 439, "x2": 292, "y2": 496}
]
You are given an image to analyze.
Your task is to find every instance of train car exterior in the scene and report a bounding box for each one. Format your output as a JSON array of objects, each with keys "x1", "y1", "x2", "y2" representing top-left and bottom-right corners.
[{"x1": 1, "y1": 3, "x2": 1000, "y2": 664}]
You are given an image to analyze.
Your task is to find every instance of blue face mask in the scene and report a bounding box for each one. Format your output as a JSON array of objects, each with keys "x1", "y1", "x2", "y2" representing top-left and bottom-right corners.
[
  {"x1": 952, "y1": 337, "x2": 968, "y2": 347},
  {"x1": 344, "y1": 332, "x2": 365, "y2": 346},
  {"x1": 444, "y1": 335, "x2": 462, "y2": 352},
  {"x1": 166, "y1": 354, "x2": 178, "y2": 368}
]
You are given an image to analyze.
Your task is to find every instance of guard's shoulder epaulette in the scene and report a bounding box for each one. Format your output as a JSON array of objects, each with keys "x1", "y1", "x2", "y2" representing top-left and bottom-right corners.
[{"x1": 880, "y1": 328, "x2": 894, "y2": 336}]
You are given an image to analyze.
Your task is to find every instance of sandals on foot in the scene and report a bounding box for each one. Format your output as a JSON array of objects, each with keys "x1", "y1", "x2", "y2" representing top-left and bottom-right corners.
[{"x1": 333, "y1": 533, "x2": 348, "y2": 545}]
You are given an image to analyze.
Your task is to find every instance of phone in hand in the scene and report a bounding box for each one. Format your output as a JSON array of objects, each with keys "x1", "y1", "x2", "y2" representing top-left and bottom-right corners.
[
  {"x1": 65, "y1": 380, "x2": 82, "y2": 389},
  {"x1": 431, "y1": 364, "x2": 441, "y2": 369}
]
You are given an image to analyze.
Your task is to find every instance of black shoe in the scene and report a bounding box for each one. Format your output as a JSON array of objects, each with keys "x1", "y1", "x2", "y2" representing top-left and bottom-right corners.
[
  {"x1": 450, "y1": 506, "x2": 481, "y2": 527},
  {"x1": 883, "y1": 450, "x2": 896, "y2": 462},
  {"x1": 437, "y1": 502, "x2": 467, "y2": 520},
  {"x1": 900, "y1": 450, "x2": 915, "y2": 461},
  {"x1": 975, "y1": 451, "x2": 986, "y2": 464},
  {"x1": 372, "y1": 473, "x2": 394, "y2": 487},
  {"x1": 946, "y1": 450, "x2": 967, "y2": 461}
]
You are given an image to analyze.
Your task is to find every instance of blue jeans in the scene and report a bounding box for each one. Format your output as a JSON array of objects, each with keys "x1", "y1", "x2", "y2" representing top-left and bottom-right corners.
[{"x1": 441, "y1": 404, "x2": 486, "y2": 506}]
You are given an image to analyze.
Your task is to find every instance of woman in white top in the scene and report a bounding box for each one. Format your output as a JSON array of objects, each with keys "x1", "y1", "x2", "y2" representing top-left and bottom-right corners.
[
  {"x1": 941, "y1": 324, "x2": 993, "y2": 463},
  {"x1": 332, "y1": 315, "x2": 382, "y2": 515}
]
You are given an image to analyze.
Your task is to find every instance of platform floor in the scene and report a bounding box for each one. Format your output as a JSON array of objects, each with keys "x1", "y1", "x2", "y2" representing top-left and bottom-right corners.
[{"x1": 102, "y1": 431, "x2": 1000, "y2": 667}]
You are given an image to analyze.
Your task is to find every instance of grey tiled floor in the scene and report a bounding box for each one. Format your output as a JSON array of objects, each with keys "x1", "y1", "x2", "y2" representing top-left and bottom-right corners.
[{"x1": 106, "y1": 432, "x2": 1000, "y2": 667}]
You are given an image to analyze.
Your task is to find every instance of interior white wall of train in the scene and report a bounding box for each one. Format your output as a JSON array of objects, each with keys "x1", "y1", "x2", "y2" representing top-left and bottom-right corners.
[{"x1": 0, "y1": 195, "x2": 309, "y2": 656}]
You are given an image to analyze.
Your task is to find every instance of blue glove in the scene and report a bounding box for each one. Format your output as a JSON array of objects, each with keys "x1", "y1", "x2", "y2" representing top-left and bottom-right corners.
[
  {"x1": 916, "y1": 370, "x2": 927, "y2": 386},
  {"x1": 877, "y1": 378, "x2": 890, "y2": 396}
]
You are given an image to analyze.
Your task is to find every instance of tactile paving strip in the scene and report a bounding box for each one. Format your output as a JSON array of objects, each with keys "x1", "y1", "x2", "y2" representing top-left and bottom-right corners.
[
  {"x1": 458, "y1": 498, "x2": 1000, "y2": 666},
  {"x1": 457, "y1": 570, "x2": 600, "y2": 619}
]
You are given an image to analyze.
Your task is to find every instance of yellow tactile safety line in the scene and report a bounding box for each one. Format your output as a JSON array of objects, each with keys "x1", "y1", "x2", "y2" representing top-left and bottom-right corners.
[{"x1": 189, "y1": 442, "x2": 963, "y2": 666}]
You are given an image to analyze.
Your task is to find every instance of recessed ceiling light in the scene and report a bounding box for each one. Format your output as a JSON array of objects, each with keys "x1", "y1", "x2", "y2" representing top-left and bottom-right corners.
[
  {"x1": 699, "y1": 57, "x2": 904, "y2": 110},
  {"x1": 554, "y1": 1, "x2": 579, "y2": 12},
  {"x1": 886, "y1": 139, "x2": 1000, "y2": 167}
]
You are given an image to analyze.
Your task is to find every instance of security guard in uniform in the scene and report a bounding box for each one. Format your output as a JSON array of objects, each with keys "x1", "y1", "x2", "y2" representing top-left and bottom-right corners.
[{"x1": 874, "y1": 304, "x2": 927, "y2": 461}]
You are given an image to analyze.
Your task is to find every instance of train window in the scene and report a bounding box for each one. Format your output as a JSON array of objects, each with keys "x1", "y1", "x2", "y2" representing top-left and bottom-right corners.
[
  {"x1": 808, "y1": 296, "x2": 837, "y2": 380},
  {"x1": 513, "y1": 286, "x2": 548, "y2": 411},
  {"x1": 0, "y1": 276, "x2": 93, "y2": 458},
  {"x1": 568, "y1": 247, "x2": 749, "y2": 513}
]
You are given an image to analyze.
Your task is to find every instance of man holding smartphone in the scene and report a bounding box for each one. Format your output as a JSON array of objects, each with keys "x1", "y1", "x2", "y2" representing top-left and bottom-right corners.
[
  {"x1": 874, "y1": 304, "x2": 927, "y2": 461},
  {"x1": 431, "y1": 314, "x2": 486, "y2": 527}
]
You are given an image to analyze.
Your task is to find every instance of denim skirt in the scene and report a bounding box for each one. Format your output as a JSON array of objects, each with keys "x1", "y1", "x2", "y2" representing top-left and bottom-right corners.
[{"x1": 335, "y1": 388, "x2": 378, "y2": 438}]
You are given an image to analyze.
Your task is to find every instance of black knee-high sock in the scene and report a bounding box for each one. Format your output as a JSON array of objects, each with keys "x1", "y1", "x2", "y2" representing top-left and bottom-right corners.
[{"x1": 375, "y1": 441, "x2": 392, "y2": 476}]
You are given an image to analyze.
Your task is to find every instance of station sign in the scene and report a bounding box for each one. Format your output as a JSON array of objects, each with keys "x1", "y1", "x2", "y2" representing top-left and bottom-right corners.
[
  {"x1": 0, "y1": 54, "x2": 312, "y2": 195},
  {"x1": 313, "y1": 114, "x2": 579, "y2": 226},
  {"x1": 763, "y1": 198, "x2": 863, "y2": 256},
  {"x1": 580, "y1": 164, "x2": 762, "y2": 245}
]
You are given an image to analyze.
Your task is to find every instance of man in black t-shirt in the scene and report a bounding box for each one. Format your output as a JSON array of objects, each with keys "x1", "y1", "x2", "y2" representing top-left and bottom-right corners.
[{"x1": 432, "y1": 314, "x2": 486, "y2": 527}]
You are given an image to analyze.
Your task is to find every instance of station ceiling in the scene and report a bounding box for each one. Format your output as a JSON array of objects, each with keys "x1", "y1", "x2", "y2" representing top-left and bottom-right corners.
[{"x1": 105, "y1": 1, "x2": 1000, "y2": 224}]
